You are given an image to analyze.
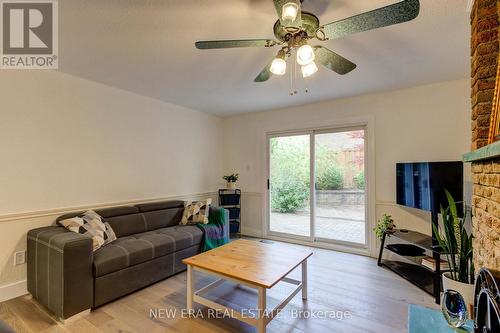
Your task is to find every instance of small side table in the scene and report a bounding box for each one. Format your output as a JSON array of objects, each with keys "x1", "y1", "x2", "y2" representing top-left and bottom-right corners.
[{"x1": 408, "y1": 304, "x2": 473, "y2": 333}]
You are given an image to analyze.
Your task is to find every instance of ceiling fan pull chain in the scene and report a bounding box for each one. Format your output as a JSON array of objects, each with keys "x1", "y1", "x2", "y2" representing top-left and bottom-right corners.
[{"x1": 293, "y1": 56, "x2": 297, "y2": 95}]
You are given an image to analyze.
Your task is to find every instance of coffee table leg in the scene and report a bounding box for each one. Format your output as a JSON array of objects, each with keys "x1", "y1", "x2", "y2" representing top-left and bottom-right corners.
[
  {"x1": 187, "y1": 265, "x2": 193, "y2": 312},
  {"x1": 258, "y1": 287, "x2": 267, "y2": 333},
  {"x1": 302, "y1": 260, "x2": 308, "y2": 300}
]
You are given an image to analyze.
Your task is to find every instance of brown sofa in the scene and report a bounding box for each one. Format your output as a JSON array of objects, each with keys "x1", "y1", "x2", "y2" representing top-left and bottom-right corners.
[{"x1": 27, "y1": 200, "x2": 228, "y2": 319}]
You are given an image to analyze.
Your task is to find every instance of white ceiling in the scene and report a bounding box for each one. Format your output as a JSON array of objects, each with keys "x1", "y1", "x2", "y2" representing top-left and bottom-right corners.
[{"x1": 60, "y1": 0, "x2": 470, "y2": 116}]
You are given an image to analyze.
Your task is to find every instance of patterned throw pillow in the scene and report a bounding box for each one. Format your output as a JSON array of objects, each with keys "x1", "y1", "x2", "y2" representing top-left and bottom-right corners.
[
  {"x1": 181, "y1": 199, "x2": 211, "y2": 225},
  {"x1": 58, "y1": 210, "x2": 117, "y2": 251}
]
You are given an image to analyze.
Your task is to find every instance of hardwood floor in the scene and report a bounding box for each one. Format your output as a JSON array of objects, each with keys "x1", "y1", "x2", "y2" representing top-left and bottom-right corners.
[{"x1": 0, "y1": 239, "x2": 437, "y2": 333}]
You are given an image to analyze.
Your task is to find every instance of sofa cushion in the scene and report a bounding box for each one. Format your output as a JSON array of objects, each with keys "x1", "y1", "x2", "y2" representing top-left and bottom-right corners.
[
  {"x1": 135, "y1": 200, "x2": 184, "y2": 212},
  {"x1": 153, "y1": 225, "x2": 203, "y2": 251},
  {"x1": 142, "y1": 208, "x2": 184, "y2": 231},
  {"x1": 93, "y1": 225, "x2": 202, "y2": 277},
  {"x1": 57, "y1": 206, "x2": 138, "y2": 222},
  {"x1": 95, "y1": 206, "x2": 139, "y2": 218},
  {"x1": 105, "y1": 213, "x2": 147, "y2": 238}
]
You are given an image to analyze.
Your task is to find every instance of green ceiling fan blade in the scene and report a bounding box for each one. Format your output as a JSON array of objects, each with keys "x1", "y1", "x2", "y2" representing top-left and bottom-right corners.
[
  {"x1": 321, "y1": 0, "x2": 420, "y2": 40},
  {"x1": 195, "y1": 39, "x2": 278, "y2": 49},
  {"x1": 314, "y1": 46, "x2": 356, "y2": 75},
  {"x1": 273, "y1": 0, "x2": 302, "y2": 29},
  {"x1": 254, "y1": 61, "x2": 273, "y2": 82}
]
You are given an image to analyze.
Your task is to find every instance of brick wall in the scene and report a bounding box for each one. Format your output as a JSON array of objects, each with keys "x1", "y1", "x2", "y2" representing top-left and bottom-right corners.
[
  {"x1": 471, "y1": 0, "x2": 500, "y2": 273},
  {"x1": 471, "y1": 0, "x2": 498, "y2": 150},
  {"x1": 471, "y1": 159, "x2": 500, "y2": 272}
]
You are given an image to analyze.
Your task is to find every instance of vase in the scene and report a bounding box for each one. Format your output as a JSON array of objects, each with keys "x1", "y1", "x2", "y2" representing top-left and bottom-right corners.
[
  {"x1": 441, "y1": 289, "x2": 468, "y2": 328},
  {"x1": 442, "y1": 272, "x2": 474, "y2": 317},
  {"x1": 227, "y1": 182, "x2": 237, "y2": 190}
]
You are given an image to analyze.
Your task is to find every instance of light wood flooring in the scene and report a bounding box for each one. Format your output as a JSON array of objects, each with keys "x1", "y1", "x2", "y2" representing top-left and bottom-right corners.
[{"x1": 0, "y1": 239, "x2": 437, "y2": 333}]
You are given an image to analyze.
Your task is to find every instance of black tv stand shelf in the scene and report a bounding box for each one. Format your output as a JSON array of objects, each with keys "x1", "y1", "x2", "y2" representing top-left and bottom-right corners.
[{"x1": 377, "y1": 229, "x2": 446, "y2": 304}]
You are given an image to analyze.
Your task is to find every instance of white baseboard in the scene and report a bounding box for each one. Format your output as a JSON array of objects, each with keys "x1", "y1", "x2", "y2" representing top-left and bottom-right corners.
[
  {"x1": 0, "y1": 280, "x2": 27, "y2": 302},
  {"x1": 240, "y1": 227, "x2": 263, "y2": 238}
]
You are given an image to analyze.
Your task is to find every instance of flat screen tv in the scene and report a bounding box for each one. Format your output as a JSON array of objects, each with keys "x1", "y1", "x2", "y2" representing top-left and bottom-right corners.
[{"x1": 396, "y1": 161, "x2": 463, "y2": 213}]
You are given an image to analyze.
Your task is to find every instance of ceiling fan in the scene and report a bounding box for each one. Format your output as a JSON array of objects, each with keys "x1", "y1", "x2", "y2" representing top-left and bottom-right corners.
[{"x1": 195, "y1": 0, "x2": 420, "y2": 82}]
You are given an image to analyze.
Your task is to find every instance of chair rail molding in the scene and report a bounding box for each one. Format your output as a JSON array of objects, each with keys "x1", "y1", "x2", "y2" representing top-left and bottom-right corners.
[{"x1": 0, "y1": 192, "x2": 217, "y2": 223}]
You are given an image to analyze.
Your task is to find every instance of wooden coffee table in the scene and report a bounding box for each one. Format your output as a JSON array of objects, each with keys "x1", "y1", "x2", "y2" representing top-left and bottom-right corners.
[{"x1": 182, "y1": 239, "x2": 313, "y2": 333}]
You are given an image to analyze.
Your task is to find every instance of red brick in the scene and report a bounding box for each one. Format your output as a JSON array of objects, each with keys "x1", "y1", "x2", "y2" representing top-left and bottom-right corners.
[
  {"x1": 473, "y1": 65, "x2": 498, "y2": 87},
  {"x1": 472, "y1": 78, "x2": 497, "y2": 97},
  {"x1": 472, "y1": 102, "x2": 494, "y2": 119},
  {"x1": 473, "y1": 139, "x2": 490, "y2": 150},
  {"x1": 473, "y1": 163, "x2": 484, "y2": 173},
  {"x1": 473, "y1": 126, "x2": 491, "y2": 141},
  {"x1": 472, "y1": 29, "x2": 500, "y2": 50},
  {"x1": 477, "y1": 5, "x2": 498, "y2": 20},
  {"x1": 478, "y1": 77, "x2": 497, "y2": 90},
  {"x1": 477, "y1": 114, "x2": 492, "y2": 127},
  {"x1": 475, "y1": 41, "x2": 499, "y2": 56},
  {"x1": 473, "y1": 89, "x2": 495, "y2": 106},
  {"x1": 475, "y1": 17, "x2": 499, "y2": 32},
  {"x1": 476, "y1": 0, "x2": 497, "y2": 9}
]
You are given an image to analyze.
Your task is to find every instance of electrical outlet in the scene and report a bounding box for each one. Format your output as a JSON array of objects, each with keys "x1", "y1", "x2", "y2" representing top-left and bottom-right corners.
[{"x1": 14, "y1": 251, "x2": 26, "y2": 266}]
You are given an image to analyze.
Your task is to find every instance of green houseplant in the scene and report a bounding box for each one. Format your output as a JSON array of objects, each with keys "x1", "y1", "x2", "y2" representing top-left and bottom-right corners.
[
  {"x1": 374, "y1": 214, "x2": 396, "y2": 240},
  {"x1": 432, "y1": 190, "x2": 474, "y2": 310},
  {"x1": 223, "y1": 173, "x2": 239, "y2": 190}
]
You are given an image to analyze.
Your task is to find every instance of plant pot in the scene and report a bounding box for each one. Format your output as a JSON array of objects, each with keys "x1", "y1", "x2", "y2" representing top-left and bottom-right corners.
[
  {"x1": 442, "y1": 272, "x2": 474, "y2": 317},
  {"x1": 226, "y1": 182, "x2": 237, "y2": 190}
]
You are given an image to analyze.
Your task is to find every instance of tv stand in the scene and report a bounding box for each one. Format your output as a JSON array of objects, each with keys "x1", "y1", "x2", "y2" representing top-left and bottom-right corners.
[{"x1": 377, "y1": 229, "x2": 447, "y2": 304}]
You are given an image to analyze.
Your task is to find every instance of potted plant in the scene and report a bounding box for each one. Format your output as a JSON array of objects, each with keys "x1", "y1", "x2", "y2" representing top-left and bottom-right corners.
[
  {"x1": 223, "y1": 173, "x2": 239, "y2": 190},
  {"x1": 433, "y1": 190, "x2": 474, "y2": 311},
  {"x1": 374, "y1": 214, "x2": 396, "y2": 240}
]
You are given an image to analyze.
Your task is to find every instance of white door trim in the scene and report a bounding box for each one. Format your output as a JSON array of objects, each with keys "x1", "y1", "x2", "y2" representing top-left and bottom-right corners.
[{"x1": 263, "y1": 116, "x2": 377, "y2": 257}]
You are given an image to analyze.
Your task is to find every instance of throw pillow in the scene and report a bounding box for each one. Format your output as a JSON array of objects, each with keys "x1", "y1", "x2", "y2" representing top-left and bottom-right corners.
[
  {"x1": 181, "y1": 199, "x2": 211, "y2": 225},
  {"x1": 58, "y1": 210, "x2": 117, "y2": 251}
]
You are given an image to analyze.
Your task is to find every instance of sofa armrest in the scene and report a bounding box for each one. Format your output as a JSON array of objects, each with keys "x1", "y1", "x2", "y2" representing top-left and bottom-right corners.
[{"x1": 27, "y1": 226, "x2": 93, "y2": 319}]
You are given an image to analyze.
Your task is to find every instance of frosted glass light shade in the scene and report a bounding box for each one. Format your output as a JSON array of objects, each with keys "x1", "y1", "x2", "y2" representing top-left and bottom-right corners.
[
  {"x1": 282, "y1": 2, "x2": 299, "y2": 22},
  {"x1": 270, "y1": 58, "x2": 287, "y2": 75},
  {"x1": 297, "y1": 45, "x2": 315, "y2": 66},
  {"x1": 301, "y1": 61, "x2": 318, "y2": 78}
]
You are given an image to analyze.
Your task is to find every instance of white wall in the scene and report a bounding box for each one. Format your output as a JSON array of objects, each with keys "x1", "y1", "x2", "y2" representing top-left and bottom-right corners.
[
  {"x1": 222, "y1": 79, "x2": 471, "y2": 256},
  {"x1": 0, "y1": 75, "x2": 471, "y2": 301},
  {"x1": 0, "y1": 71, "x2": 223, "y2": 294}
]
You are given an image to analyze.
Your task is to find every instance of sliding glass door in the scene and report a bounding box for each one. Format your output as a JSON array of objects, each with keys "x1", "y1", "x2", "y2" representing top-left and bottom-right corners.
[
  {"x1": 268, "y1": 127, "x2": 367, "y2": 247},
  {"x1": 269, "y1": 134, "x2": 311, "y2": 238},
  {"x1": 314, "y1": 130, "x2": 366, "y2": 245}
]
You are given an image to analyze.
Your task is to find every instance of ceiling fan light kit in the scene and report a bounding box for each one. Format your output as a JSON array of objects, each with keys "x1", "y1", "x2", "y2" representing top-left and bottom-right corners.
[
  {"x1": 282, "y1": 2, "x2": 300, "y2": 23},
  {"x1": 195, "y1": 0, "x2": 420, "y2": 87},
  {"x1": 296, "y1": 44, "x2": 315, "y2": 66},
  {"x1": 270, "y1": 58, "x2": 287, "y2": 76},
  {"x1": 301, "y1": 61, "x2": 318, "y2": 78}
]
